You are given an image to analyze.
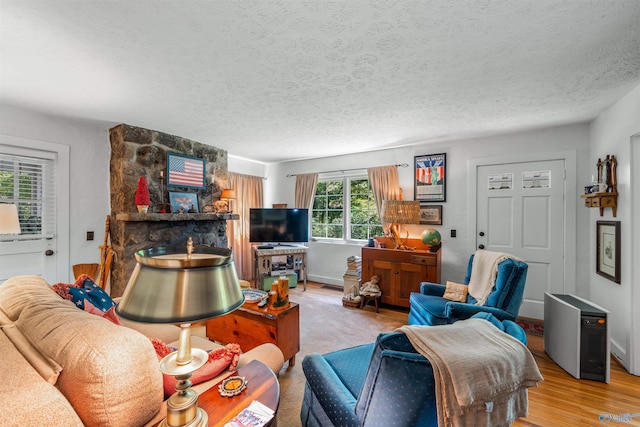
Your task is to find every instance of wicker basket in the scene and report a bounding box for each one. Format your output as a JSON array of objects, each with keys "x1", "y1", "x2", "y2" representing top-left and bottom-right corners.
[{"x1": 342, "y1": 296, "x2": 360, "y2": 308}]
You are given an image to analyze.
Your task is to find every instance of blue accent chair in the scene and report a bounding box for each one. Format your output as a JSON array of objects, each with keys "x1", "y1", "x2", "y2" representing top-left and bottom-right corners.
[
  {"x1": 300, "y1": 314, "x2": 527, "y2": 427},
  {"x1": 408, "y1": 254, "x2": 528, "y2": 326}
]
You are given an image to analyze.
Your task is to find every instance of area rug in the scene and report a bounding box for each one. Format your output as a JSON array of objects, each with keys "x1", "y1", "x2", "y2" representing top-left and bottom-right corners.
[
  {"x1": 275, "y1": 286, "x2": 406, "y2": 427},
  {"x1": 516, "y1": 317, "x2": 544, "y2": 336}
]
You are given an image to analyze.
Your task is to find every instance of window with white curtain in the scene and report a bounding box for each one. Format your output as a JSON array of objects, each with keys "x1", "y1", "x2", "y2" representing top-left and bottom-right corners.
[
  {"x1": 0, "y1": 153, "x2": 56, "y2": 239},
  {"x1": 312, "y1": 175, "x2": 383, "y2": 242}
]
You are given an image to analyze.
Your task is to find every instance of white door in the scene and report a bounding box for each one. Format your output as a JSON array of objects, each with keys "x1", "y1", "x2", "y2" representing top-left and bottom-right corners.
[
  {"x1": 477, "y1": 159, "x2": 565, "y2": 320},
  {"x1": 0, "y1": 144, "x2": 61, "y2": 283}
]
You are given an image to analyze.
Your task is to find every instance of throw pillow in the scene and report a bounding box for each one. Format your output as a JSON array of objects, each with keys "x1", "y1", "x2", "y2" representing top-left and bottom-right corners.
[
  {"x1": 83, "y1": 300, "x2": 123, "y2": 326},
  {"x1": 151, "y1": 338, "x2": 242, "y2": 398},
  {"x1": 52, "y1": 274, "x2": 115, "y2": 312},
  {"x1": 442, "y1": 281, "x2": 468, "y2": 302}
]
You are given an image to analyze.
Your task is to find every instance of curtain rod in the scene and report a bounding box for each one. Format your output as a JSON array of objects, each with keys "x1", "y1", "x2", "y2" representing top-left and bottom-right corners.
[{"x1": 286, "y1": 163, "x2": 409, "y2": 177}]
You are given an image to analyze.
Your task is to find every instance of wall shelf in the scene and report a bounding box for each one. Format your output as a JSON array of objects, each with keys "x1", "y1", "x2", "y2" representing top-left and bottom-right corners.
[{"x1": 580, "y1": 192, "x2": 617, "y2": 217}]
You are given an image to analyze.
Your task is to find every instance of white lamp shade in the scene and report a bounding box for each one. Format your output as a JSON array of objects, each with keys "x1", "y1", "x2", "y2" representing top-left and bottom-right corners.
[{"x1": 0, "y1": 204, "x2": 21, "y2": 235}]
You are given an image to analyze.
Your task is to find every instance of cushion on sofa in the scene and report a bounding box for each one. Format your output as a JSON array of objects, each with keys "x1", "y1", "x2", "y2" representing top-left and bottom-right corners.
[
  {"x1": 1, "y1": 321, "x2": 62, "y2": 384},
  {"x1": 0, "y1": 275, "x2": 60, "y2": 321},
  {"x1": 1, "y1": 331, "x2": 83, "y2": 427},
  {"x1": 15, "y1": 295, "x2": 164, "y2": 427}
]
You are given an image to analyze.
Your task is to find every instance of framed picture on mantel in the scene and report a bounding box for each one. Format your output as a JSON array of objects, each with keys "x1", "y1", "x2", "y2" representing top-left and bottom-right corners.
[{"x1": 169, "y1": 191, "x2": 199, "y2": 213}]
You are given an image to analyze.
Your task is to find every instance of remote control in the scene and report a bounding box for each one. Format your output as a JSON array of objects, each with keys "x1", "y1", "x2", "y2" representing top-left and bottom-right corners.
[{"x1": 257, "y1": 298, "x2": 268, "y2": 308}]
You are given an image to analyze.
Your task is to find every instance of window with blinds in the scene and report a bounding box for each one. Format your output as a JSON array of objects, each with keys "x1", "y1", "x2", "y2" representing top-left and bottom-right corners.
[{"x1": 0, "y1": 153, "x2": 56, "y2": 239}]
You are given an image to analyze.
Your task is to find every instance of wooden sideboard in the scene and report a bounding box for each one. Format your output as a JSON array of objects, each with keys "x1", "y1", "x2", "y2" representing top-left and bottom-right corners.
[{"x1": 361, "y1": 237, "x2": 441, "y2": 308}]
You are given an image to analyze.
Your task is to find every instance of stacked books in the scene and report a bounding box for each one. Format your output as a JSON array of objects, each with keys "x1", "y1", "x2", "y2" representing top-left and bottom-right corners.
[{"x1": 343, "y1": 255, "x2": 362, "y2": 296}]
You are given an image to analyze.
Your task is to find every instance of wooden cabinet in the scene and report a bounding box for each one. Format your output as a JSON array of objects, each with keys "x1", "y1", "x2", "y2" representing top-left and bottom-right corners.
[
  {"x1": 206, "y1": 302, "x2": 300, "y2": 366},
  {"x1": 362, "y1": 238, "x2": 441, "y2": 308}
]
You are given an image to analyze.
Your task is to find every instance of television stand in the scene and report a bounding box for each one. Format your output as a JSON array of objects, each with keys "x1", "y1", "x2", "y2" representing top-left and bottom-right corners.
[{"x1": 253, "y1": 244, "x2": 307, "y2": 291}]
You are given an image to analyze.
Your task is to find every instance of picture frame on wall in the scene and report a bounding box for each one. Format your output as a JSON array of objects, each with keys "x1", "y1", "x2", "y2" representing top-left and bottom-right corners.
[
  {"x1": 415, "y1": 153, "x2": 446, "y2": 202},
  {"x1": 167, "y1": 153, "x2": 206, "y2": 189},
  {"x1": 169, "y1": 191, "x2": 199, "y2": 213},
  {"x1": 419, "y1": 204, "x2": 443, "y2": 225},
  {"x1": 596, "y1": 220, "x2": 620, "y2": 284}
]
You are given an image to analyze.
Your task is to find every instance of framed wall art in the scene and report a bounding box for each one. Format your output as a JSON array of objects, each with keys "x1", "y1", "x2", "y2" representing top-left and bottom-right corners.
[
  {"x1": 415, "y1": 153, "x2": 446, "y2": 202},
  {"x1": 169, "y1": 191, "x2": 199, "y2": 213},
  {"x1": 419, "y1": 204, "x2": 443, "y2": 225},
  {"x1": 596, "y1": 220, "x2": 620, "y2": 284},
  {"x1": 167, "y1": 153, "x2": 206, "y2": 189}
]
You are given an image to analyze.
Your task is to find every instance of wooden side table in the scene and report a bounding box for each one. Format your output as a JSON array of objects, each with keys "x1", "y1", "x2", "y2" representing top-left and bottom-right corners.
[
  {"x1": 359, "y1": 295, "x2": 381, "y2": 313},
  {"x1": 198, "y1": 359, "x2": 279, "y2": 426},
  {"x1": 207, "y1": 302, "x2": 300, "y2": 366}
]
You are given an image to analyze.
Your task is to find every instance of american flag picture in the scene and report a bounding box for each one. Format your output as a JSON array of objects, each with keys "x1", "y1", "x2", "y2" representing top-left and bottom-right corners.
[
  {"x1": 167, "y1": 154, "x2": 205, "y2": 188},
  {"x1": 415, "y1": 153, "x2": 446, "y2": 202}
]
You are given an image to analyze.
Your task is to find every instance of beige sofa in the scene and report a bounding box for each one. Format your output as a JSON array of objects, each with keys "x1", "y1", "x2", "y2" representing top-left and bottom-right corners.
[{"x1": 0, "y1": 275, "x2": 284, "y2": 427}]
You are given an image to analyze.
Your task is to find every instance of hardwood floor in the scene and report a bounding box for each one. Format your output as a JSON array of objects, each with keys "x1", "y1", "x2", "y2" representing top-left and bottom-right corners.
[
  {"x1": 515, "y1": 334, "x2": 640, "y2": 426},
  {"x1": 302, "y1": 282, "x2": 640, "y2": 427}
]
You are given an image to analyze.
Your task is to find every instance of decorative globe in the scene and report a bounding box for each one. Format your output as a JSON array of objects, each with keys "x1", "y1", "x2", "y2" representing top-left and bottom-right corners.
[{"x1": 421, "y1": 228, "x2": 441, "y2": 247}]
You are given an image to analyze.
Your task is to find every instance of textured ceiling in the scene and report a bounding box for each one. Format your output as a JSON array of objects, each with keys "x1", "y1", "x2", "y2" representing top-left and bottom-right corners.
[{"x1": 2, "y1": 0, "x2": 640, "y2": 163}]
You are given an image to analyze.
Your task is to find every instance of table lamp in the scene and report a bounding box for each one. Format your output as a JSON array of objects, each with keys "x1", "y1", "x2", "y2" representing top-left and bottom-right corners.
[
  {"x1": 0, "y1": 203, "x2": 21, "y2": 235},
  {"x1": 220, "y1": 189, "x2": 236, "y2": 213},
  {"x1": 116, "y1": 238, "x2": 244, "y2": 427},
  {"x1": 381, "y1": 200, "x2": 420, "y2": 250}
]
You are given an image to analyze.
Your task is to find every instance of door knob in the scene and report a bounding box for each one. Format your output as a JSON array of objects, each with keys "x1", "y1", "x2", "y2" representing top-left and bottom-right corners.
[
  {"x1": 478, "y1": 245, "x2": 485, "y2": 250},
  {"x1": 479, "y1": 232, "x2": 485, "y2": 236},
  {"x1": 45, "y1": 250, "x2": 54, "y2": 256}
]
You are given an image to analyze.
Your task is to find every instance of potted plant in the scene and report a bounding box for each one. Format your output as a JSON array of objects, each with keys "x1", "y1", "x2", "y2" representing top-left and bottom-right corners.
[{"x1": 135, "y1": 176, "x2": 151, "y2": 213}]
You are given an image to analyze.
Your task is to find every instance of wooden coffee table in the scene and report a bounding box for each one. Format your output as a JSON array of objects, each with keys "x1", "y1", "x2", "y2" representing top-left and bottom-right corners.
[
  {"x1": 198, "y1": 359, "x2": 279, "y2": 426},
  {"x1": 206, "y1": 301, "x2": 300, "y2": 366}
]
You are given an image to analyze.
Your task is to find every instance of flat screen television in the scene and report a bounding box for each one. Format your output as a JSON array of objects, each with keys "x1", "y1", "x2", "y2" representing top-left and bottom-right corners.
[{"x1": 249, "y1": 208, "x2": 309, "y2": 244}]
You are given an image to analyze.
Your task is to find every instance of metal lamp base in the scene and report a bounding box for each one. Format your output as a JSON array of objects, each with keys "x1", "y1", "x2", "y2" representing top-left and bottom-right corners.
[
  {"x1": 159, "y1": 408, "x2": 208, "y2": 427},
  {"x1": 160, "y1": 389, "x2": 208, "y2": 427}
]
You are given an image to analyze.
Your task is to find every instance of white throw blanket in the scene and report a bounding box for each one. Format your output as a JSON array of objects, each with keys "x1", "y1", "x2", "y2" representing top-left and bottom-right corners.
[
  {"x1": 467, "y1": 250, "x2": 517, "y2": 306},
  {"x1": 398, "y1": 320, "x2": 543, "y2": 427}
]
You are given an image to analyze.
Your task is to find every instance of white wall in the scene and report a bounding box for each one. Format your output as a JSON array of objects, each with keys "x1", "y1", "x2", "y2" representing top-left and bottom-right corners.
[
  {"x1": 268, "y1": 124, "x2": 592, "y2": 292},
  {"x1": 0, "y1": 104, "x2": 112, "y2": 280},
  {"x1": 589, "y1": 82, "x2": 640, "y2": 374}
]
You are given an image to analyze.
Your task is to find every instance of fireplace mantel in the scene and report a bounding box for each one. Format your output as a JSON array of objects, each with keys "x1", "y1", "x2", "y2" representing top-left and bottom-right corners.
[
  {"x1": 109, "y1": 213, "x2": 237, "y2": 297},
  {"x1": 116, "y1": 213, "x2": 239, "y2": 222}
]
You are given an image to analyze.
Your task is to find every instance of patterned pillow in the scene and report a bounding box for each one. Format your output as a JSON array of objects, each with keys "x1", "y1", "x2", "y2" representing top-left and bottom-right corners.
[{"x1": 53, "y1": 275, "x2": 115, "y2": 312}]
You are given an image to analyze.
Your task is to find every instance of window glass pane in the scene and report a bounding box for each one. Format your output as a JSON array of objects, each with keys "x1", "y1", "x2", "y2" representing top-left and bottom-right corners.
[
  {"x1": 327, "y1": 181, "x2": 343, "y2": 194},
  {"x1": 312, "y1": 179, "x2": 344, "y2": 239},
  {"x1": 327, "y1": 195, "x2": 343, "y2": 209},
  {"x1": 327, "y1": 224, "x2": 343, "y2": 239},
  {"x1": 313, "y1": 196, "x2": 326, "y2": 210},
  {"x1": 348, "y1": 177, "x2": 381, "y2": 240}
]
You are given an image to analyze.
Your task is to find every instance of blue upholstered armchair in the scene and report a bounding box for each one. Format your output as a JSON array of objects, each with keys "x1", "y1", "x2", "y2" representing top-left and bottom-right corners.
[
  {"x1": 408, "y1": 254, "x2": 528, "y2": 326},
  {"x1": 300, "y1": 314, "x2": 527, "y2": 427}
]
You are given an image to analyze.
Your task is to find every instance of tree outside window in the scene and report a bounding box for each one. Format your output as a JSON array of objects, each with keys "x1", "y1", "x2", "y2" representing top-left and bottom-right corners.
[{"x1": 312, "y1": 177, "x2": 382, "y2": 241}]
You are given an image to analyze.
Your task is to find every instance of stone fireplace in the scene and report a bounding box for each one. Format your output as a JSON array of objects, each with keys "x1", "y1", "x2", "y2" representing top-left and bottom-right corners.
[{"x1": 108, "y1": 124, "x2": 237, "y2": 297}]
